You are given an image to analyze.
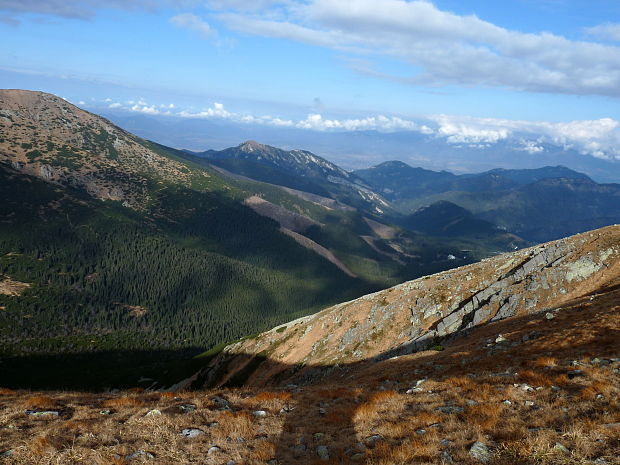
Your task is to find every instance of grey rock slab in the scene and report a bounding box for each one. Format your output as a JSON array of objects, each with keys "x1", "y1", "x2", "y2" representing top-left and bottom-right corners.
[
  {"x1": 469, "y1": 441, "x2": 492, "y2": 463},
  {"x1": 553, "y1": 443, "x2": 570, "y2": 454},
  {"x1": 317, "y1": 445, "x2": 329, "y2": 461},
  {"x1": 180, "y1": 428, "x2": 204, "y2": 438},
  {"x1": 126, "y1": 450, "x2": 155, "y2": 460},
  {"x1": 207, "y1": 446, "x2": 221, "y2": 455}
]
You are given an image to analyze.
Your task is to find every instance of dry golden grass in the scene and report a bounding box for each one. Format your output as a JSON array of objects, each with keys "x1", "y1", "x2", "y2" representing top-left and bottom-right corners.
[
  {"x1": 21, "y1": 395, "x2": 57, "y2": 409},
  {"x1": 517, "y1": 369, "x2": 555, "y2": 387},
  {"x1": 534, "y1": 356, "x2": 558, "y2": 367},
  {"x1": 101, "y1": 396, "x2": 143, "y2": 408},
  {"x1": 253, "y1": 391, "x2": 292, "y2": 402}
]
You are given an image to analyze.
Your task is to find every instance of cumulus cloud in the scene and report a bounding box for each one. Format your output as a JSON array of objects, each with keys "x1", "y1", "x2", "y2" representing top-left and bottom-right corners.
[
  {"x1": 296, "y1": 113, "x2": 419, "y2": 131},
  {"x1": 179, "y1": 102, "x2": 232, "y2": 118},
  {"x1": 170, "y1": 13, "x2": 215, "y2": 38},
  {"x1": 430, "y1": 114, "x2": 620, "y2": 160},
  {"x1": 108, "y1": 102, "x2": 122, "y2": 108},
  {"x1": 131, "y1": 104, "x2": 160, "y2": 114},
  {"x1": 217, "y1": 0, "x2": 620, "y2": 98},
  {"x1": 585, "y1": 22, "x2": 620, "y2": 42}
]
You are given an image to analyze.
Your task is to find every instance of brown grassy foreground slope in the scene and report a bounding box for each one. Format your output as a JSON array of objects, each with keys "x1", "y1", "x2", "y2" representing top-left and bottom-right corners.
[{"x1": 0, "y1": 283, "x2": 618, "y2": 464}]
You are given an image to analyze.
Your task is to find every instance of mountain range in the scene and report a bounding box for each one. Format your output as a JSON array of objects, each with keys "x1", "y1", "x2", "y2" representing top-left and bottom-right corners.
[
  {"x1": 0, "y1": 90, "x2": 518, "y2": 388},
  {"x1": 2, "y1": 89, "x2": 620, "y2": 389},
  {"x1": 1, "y1": 90, "x2": 620, "y2": 465}
]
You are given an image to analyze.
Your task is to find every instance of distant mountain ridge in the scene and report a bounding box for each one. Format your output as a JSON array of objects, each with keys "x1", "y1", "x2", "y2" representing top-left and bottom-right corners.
[
  {"x1": 199, "y1": 140, "x2": 354, "y2": 182},
  {"x1": 186, "y1": 140, "x2": 391, "y2": 214},
  {"x1": 353, "y1": 161, "x2": 591, "y2": 201},
  {"x1": 354, "y1": 160, "x2": 620, "y2": 242}
]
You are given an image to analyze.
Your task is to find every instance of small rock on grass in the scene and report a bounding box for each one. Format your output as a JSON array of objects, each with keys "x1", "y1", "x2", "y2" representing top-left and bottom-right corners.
[
  {"x1": 441, "y1": 450, "x2": 455, "y2": 464},
  {"x1": 469, "y1": 441, "x2": 492, "y2": 463},
  {"x1": 179, "y1": 404, "x2": 196, "y2": 413},
  {"x1": 25, "y1": 409, "x2": 59, "y2": 417},
  {"x1": 180, "y1": 428, "x2": 204, "y2": 438},
  {"x1": 316, "y1": 445, "x2": 329, "y2": 460},
  {"x1": 436, "y1": 405, "x2": 465, "y2": 414},
  {"x1": 553, "y1": 443, "x2": 570, "y2": 454},
  {"x1": 126, "y1": 450, "x2": 155, "y2": 460},
  {"x1": 363, "y1": 434, "x2": 383, "y2": 447},
  {"x1": 145, "y1": 409, "x2": 161, "y2": 416},
  {"x1": 207, "y1": 446, "x2": 221, "y2": 455},
  {"x1": 253, "y1": 410, "x2": 268, "y2": 417}
]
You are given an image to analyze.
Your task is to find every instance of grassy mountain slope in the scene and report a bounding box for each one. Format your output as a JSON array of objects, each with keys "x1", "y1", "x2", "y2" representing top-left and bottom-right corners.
[
  {"x1": 190, "y1": 224, "x2": 620, "y2": 387},
  {"x1": 0, "y1": 91, "x2": 386, "y2": 387}
]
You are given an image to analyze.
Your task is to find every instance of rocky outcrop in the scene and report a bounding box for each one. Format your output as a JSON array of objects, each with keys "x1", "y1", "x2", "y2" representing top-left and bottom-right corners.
[{"x1": 191, "y1": 225, "x2": 620, "y2": 388}]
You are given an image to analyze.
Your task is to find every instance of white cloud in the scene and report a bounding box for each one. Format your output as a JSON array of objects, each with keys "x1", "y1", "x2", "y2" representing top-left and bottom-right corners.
[
  {"x1": 179, "y1": 102, "x2": 232, "y2": 118},
  {"x1": 131, "y1": 104, "x2": 160, "y2": 114},
  {"x1": 170, "y1": 13, "x2": 215, "y2": 39},
  {"x1": 108, "y1": 102, "x2": 122, "y2": 108},
  {"x1": 430, "y1": 114, "x2": 620, "y2": 160},
  {"x1": 218, "y1": 0, "x2": 620, "y2": 97},
  {"x1": 296, "y1": 113, "x2": 419, "y2": 131},
  {"x1": 585, "y1": 22, "x2": 620, "y2": 42}
]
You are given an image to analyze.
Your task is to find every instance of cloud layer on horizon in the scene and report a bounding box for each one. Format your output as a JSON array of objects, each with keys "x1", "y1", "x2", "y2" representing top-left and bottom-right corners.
[{"x1": 98, "y1": 97, "x2": 620, "y2": 161}]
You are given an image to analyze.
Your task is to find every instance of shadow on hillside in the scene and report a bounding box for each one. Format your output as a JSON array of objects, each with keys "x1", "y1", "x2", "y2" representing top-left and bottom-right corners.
[{"x1": 0, "y1": 348, "x2": 206, "y2": 391}]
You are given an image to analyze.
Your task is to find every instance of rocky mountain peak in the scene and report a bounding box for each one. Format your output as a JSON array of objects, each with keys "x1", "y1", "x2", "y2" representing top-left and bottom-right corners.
[{"x1": 238, "y1": 140, "x2": 266, "y2": 153}]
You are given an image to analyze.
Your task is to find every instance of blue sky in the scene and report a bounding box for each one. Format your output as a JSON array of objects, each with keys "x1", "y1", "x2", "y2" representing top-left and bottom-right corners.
[{"x1": 2, "y1": 0, "x2": 620, "y2": 160}]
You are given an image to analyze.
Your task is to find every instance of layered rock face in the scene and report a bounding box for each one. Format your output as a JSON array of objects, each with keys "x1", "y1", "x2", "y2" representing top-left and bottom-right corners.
[{"x1": 192, "y1": 225, "x2": 620, "y2": 388}]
